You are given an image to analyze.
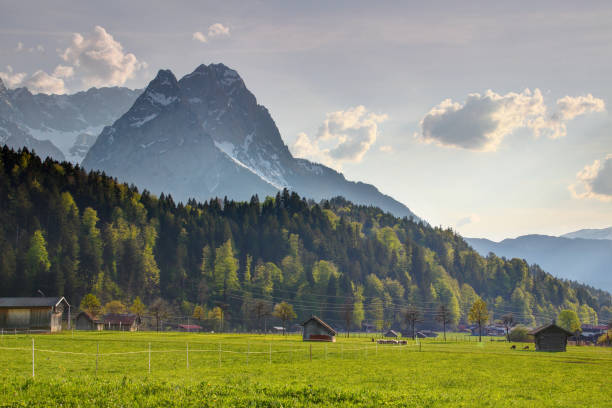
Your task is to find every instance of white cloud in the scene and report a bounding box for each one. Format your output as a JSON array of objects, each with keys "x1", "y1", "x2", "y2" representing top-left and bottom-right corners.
[
  {"x1": 379, "y1": 145, "x2": 394, "y2": 153},
  {"x1": 193, "y1": 23, "x2": 230, "y2": 44},
  {"x1": 456, "y1": 214, "x2": 481, "y2": 228},
  {"x1": 417, "y1": 89, "x2": 605, "y2": 151},
  {"x1": 291, "y1": 105, "x2": 388, "y2": 169},
  {"x1": 208, "y1": 23, "x2": 230, "y2": 37},
  {"x1": 569, "y1": 154, "x2": 612, "y2": 202},
  {"x1": 52, "y1": 65, "x2": 74, "y2": 78},
  {"x1": 192, "y1": 31, "x2": 207, "y2": 43},
  {"x1": 0, "y1": 66, "x2": 27, "y2": 88},
  {"x1": 25, "y1": 70, "x2": 66, "y2": 94},
  {"x1": 0, "y1": 65, "x2": 66, "y2": 94},
  {"x1": 61, "y1": 25, "x2": 144, "y2": 88}
]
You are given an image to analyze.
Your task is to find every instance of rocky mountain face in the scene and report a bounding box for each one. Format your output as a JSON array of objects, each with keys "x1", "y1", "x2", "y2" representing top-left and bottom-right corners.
[
  {"x1": 0, "y1": 78, "x2": 140, "y2": 162},
  {"x1": 83, "y1": 64, "x2": 417, "y2": 218},
  {"x1": 466, "y1": 234, "x2": 612, "y2": 292}
]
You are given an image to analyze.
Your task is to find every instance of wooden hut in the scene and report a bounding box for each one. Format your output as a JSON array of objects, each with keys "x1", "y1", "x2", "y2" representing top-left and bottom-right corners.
[
  {"x1": 301, "y1": 316, "x2": 336, "y2": 342},
  {"x1": 384, "y1": 329, "x2": 401, "y2": 338},
  {"x1": 75, "y1": 311, "x2": 103, "y2": 331},
  {"x1": 0, "y1": 297, "x2": 70, "y2": 332},
  {"x1": 529, "y1": 323, "x2": 573, "y2": 352},
  {"x1": 178, "y1": 324, "x2": 202, "y2": 332},
  {"x1": 103, "y1": 313, "x2": 140, "y2": 331}
]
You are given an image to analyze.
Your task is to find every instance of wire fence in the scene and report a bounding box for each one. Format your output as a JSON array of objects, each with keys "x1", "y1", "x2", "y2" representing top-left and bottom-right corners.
[{"x1": 0, "y1": 334, "x2": 440, "y2": 379}]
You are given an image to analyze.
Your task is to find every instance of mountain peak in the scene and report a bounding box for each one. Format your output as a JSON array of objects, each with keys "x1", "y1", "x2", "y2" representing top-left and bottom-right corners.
[
  {"x1": 141, "y1": 69, "x2": 180, "y2": 108},
  {"x1": 0, "y1": 78, "x2": 6, "y2": 94},
  {"x1": 186, "y1": 63, "x2": 242, "y2": 87}
]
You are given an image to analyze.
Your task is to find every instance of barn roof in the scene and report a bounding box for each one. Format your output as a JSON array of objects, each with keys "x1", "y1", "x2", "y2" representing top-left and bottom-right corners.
[
  {"x1": 103, "y1": 313, "x2": 139, "y2": 325},
  {"x1": 0, "y1": 297, "x2": 69, "y2": 308},
  {"x1": 301, "y1": 315, "x2": 337, "y2": 335},
  {"x1": 178, "y1": 324, "x2": 202, "y2": 330},
  {"x1": 528, "y1": 323, "x2": 574, "y2": 336},
  {"x1": 77, "y1": 311, "x2": 103, "y2": 323}
]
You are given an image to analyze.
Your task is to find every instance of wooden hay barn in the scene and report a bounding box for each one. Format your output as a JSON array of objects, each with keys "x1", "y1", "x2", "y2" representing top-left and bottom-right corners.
[
  {"x1": 385, "y1": 329, "x2": 401, "y2": 338},
  {"x1": 0, "y1": 297, "x2": 70, "y2": 332},
  {"x1": 178, "y1": 324, "x2": 202, "y2": 332},
  {"x1": 302, "y1": 316, "x2": 336, "y2": 342},
  {"x1": 103, "y1": 313, "x2": 140, "y2": 331},
  {"x1": 529, "y1": 323, "x2": 573, "y2": 352},
  {"x1": 75, "y1": 311, "x2": 103, "y2": 331}
]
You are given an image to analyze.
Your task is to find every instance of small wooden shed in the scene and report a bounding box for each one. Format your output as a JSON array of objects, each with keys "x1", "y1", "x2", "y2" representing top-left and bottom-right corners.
[
  {"x1": 385, "y1": 329, "x2": 401, "y2": 338},
  {"x1": 0, "y1": 297, "x2": 70, "y2": 332},
  {"x1": 75, "y1": 311, "x2": 103, "y2": 331},
  {"x1": 529, "y1": 323, "x2": 573, "y2": 352},
  {"x1": 302, "y1": 315, "x2": 336, "y2": 342},
  {"x1": 103, "y1": 313, "x2": 140, "y2": 331}
]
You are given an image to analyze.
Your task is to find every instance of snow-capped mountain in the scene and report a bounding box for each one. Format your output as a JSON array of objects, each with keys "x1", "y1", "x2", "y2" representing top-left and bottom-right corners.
[
  {"x1": 83, "y1": 63, "x2": 417, "y2": 218},
  {"x1": 0, "y1": 78, "x2": 140, "y2": 162}
]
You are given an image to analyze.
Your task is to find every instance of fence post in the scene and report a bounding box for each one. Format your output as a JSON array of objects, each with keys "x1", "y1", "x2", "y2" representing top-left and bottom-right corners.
[
  {"x1": 148, "y1": 343, "x2": 151, "y2": 374},
  {"x1": 96, "y1": 343, "x2": 99, "y2": 376},
  {"x1": 186, "y1": 343, "x2": 189, "y2": 369},
  {"x1": 32, "y1": 338, "x2": 35, "y2": 378}
]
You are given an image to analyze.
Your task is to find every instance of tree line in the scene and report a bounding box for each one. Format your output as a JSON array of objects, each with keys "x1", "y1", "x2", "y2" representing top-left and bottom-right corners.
[{"x1": 1, "y1": 147, "x2": 610, "y2": 332}]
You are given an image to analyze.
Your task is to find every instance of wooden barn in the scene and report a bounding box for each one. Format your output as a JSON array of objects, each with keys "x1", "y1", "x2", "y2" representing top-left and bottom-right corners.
[
  {"x1": 103, "y1": 313, "x2": 140, "y2": 331},
  {"x1": 75, "y1": 311, "x2": 103, "y2": 331},
  {"x1": 0, "y1": 297, "x2": 70, "y2": 332},
  {"x1": 302, "y1": 316, "x2": 336, "y2": 342},
  {"x1": 384, "y1": 329, "x2": 401, "y2": 338},
  {"x1": 529, "y1": 323, "x2": 573, "y2": 352},
  {"x1": 178, "y1": 324, "x2": 202, "y2": 332}
]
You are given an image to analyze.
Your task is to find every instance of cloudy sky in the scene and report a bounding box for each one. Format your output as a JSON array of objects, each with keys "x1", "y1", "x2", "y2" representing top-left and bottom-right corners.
[{"x1": 1, "y1": 0, "x2": 611, "y2": 240}]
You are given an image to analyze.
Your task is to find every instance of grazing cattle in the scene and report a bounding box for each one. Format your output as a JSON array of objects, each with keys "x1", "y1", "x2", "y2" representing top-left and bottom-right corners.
[
  {"x1": 523, "y1": 346, "x2": 529, "y2": 350},
  {"x1": 511, "y1": 345, "x2": 516, "y2": 349}
]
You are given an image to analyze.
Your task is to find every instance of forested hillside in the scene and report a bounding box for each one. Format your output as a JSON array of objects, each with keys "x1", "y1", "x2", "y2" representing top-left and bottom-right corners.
[{"x1": 1, "y1": 147, "x2": 610, "y2": 330}]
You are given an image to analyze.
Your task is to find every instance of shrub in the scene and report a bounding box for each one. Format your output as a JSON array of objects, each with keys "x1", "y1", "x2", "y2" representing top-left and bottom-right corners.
[{"x1": 509, "y1": 326, "x2": 531, "y2": 342}]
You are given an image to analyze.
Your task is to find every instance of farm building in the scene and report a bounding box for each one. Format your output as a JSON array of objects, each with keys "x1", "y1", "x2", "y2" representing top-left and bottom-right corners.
[
  {"x1": 103, "y1": 313, "x2": 140, "y2": 331},
  {"x1": 75, "y1": 311, "x2": 103, "y2": 331},
  {"x1": 385, "y1": 329, "x2": 401, "y2": 338},
  {"x1": 418, "y1": 330, "x2": 438, "y2": 338},
  {"x1": 302, "y1": 315, "x2": 336, "y2": 342},
  {"x1": 0, "y1": 297, "x2": 70, "y2": 332},
  {"x1": 178, "y1": 324, "x2": 202, "y2": 332},
  {"x1": 529, "y1": 323, "x2": 573, "y2": 352}
]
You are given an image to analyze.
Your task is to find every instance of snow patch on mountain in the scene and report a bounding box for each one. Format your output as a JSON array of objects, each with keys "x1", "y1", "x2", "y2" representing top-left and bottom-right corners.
[
  {"x1": 131, "y1": 113, "x2": 158, "y2": 128},
  {"x1": 214, "y1": 140, "x2": 285, "y2": 190},
  {"x1": 26, "y1": 125, "x2": 104, "y2": 162},
  {"x1": 146, "y1": 91, "x2": 178, "y2": 107}
]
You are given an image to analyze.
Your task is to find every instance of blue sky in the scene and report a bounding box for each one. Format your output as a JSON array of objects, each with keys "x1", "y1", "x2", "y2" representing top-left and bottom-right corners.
[{"x1": 1, "y1": 0, "x2": 611, "y2": 240}]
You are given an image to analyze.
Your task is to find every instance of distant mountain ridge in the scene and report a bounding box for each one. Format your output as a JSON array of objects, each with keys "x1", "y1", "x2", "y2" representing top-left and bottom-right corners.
[
  {"x1": 82, "y1": 63, "x2": 417, "y2": 218},
  {"x1": 561, "y1": 227, "x2": 612, "y2": 241},
  {"x1": 466, "y1": 234, "x2": 612, "y2": 292},
  {"x1": 0, "y1": 78, "x2": 140, "y2": 162}
]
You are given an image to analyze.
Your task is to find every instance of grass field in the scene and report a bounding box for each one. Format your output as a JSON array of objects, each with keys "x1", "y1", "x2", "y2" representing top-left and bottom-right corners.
[{"x1": 0, "y1": 331, "x2": 611, "y2": 407}]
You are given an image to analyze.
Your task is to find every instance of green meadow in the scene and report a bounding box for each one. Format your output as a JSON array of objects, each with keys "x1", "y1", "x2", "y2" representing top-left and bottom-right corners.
[{"x1": 0, "y1": 332, "x2": 610, "y2": 407}]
